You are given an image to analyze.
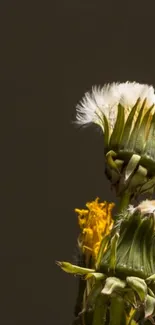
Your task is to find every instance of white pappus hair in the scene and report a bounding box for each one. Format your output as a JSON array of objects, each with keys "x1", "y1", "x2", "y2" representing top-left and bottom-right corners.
[
  {"x1": 128, "y1": 200, "x2": 155, "y2": 216},
  {"x1": 76, "y1": 82, "x2": 155, "y2": 131}
]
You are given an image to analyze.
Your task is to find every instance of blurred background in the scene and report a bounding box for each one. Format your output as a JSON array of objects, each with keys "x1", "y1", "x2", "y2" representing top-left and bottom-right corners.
[{"x1": 1, "y1": 0, "x2": 155, "y2": 324}]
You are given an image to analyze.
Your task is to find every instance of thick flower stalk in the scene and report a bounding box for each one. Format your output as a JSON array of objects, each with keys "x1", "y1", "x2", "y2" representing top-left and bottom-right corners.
[{"x1": 57, "y1": 82, "x2": 155, "y2": 325}]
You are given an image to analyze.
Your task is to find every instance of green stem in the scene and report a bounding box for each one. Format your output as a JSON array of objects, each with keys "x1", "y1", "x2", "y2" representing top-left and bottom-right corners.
[
  {"x1": 117, "y1": 190, "x2": 131, "y2": 214},
  {"x1": 109, "y1": 295, "x2": 126, "y2": 325}
]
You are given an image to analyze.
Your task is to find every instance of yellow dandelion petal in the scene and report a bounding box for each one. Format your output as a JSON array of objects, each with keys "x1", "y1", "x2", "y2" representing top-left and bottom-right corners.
[{"x1": 75, "y1": 198, "x2": 115, "y2": 264}]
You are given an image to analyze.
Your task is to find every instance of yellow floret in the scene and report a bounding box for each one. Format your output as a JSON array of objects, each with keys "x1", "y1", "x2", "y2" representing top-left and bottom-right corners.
[{"x1": 75, "y1": 198, "x2": 115, "y2": 262}]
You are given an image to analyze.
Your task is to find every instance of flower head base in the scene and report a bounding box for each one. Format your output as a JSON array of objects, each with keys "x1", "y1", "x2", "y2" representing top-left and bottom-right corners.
[{"x1": 75, "y1": 198, "x2": 114, "y2": 264}]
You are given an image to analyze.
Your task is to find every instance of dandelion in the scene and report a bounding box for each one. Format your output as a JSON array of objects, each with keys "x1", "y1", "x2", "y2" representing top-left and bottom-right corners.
[
  {"x1": 57, "y1": 81, "x2": 155, "y2": 325},
  {"x1": 76, "y1": 82, "x2": 155, "y2": 203},
  {"x1": 75, "y1": 198, "x2": 114, "y2": 266},
  {"x1": 76, "y1": 82, "x2": 155, "y2": 140}
]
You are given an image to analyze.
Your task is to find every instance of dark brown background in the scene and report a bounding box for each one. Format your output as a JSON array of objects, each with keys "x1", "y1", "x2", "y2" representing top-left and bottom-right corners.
[{"x1": 1, "y1": 1, "x2": 155, "y2": 324}]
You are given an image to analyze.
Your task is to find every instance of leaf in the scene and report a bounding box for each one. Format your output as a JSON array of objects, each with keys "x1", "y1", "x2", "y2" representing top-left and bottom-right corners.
[
  {"x1": 126, "y1": 276, "x2": 147, "y2": 301},
  {"x1": 120, "y1": 98, "x2": 140, "y2": 148},
  {"x1": 56, "y1": 261, "x2": 95, "y2": 275},
  {"x1": 109, "y1": 103, "x2": 125, "y2": 150},
  {"x1": 86, "y1": 281, "x2": 103, "y2": 309},
  {"x1": 101, "y1": 277, "x2": 126, "y2": 295},
  {"x1": 145, "y1": 294, "x2": 155, "y2": 318},
  {"x1": 125, "y1": 154, "x2": 141, "y2": 181}
]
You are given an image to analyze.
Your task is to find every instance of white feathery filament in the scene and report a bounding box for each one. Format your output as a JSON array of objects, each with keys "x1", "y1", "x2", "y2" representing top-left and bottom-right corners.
[{"x1": 76, "y1": 82, "x2": 155, "y2": 133}]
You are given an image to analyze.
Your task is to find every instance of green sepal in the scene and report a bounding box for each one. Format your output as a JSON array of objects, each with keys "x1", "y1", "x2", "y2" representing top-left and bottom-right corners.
[
  {"x1": 139, "y1": 177, "x2": 155, "y2": 195},
  {"x1": 109, "y1": 233, "x2": 120, "y2": 271},
  {"x1": 96, "y1": 234, "x2": 110, "y2": 270},
  {"x1": 127, "y1": 217, "x2": 152, "y2": 277},
  {"x1": 120, "y1": 98, "x2": 140, "y2": 148},
  {"x1": 110, "y1": 160, "x2": 124, "y2": 184},
  {"x1": 148, "y1": 287, "x2": 155, "y2": 298},
  {"x1": 125, "y1": 154, "x2": 141, "y2": 181},
  {"x1": 146, "y1": 274, "x2": 155, "y2": 284},
  {"x1": 143, "y1": 113, "x2": 155, "y2": 160},
  {"x1": 56, "y1": 261, "x2": 95, "y2": 275},
  {"x1": 103, "y1": 113, "x2": 110, "y2": 149},
  {"x1": 106, "y1": 150, "x2": 120, "y2": 174},
  {"x1": 126, "y1": 276, "x2": 147, "y2": 301},
  {"x1": 101, "y1": 277, "x2": 126, "y2": 295},
  {"x1": 85, "y1": 273, "x2": 105, "y2": 280},
  {"x1": 95, "y1": 110, "x2": 110, "y2": 149},
  {"x1": 109, "y1": 104, "x2": 125, "y2": 150},
  {"x1": 115, "y1": 159, "x2": 124, "y2": 170},
  {"x1": 142, "y1": 217, "x2": 155, "y2": 278},
  {"x1": 128, "y1": 165, "x2": 147, "y2": 192},
  {"x1": 116, "y1": 213, "x2": 141, "y2": 268},
  {"x1": 134, "y1": 105, "x2": 154, "y2": 153},
  {"x1": 145, "y1": 294, "x2": 155, "y2": 318},
  {"x1": 124, "y1": 289, "x2": 137, "y2": 308},
  {"x1": 127, "y1": 98, "x2": 146, "y2": 151},
  {"x1": 86, "y1": 281, "x2": 103, "y2": 310}
]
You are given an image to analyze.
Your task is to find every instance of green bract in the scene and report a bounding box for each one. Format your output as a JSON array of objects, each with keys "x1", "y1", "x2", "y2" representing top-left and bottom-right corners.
[
  {"x1": 104, "y1": 100, "x2": 155, "y2": 199},
  {"x1": 98, "y1": 207, "x2": 155, "y2": 280}
]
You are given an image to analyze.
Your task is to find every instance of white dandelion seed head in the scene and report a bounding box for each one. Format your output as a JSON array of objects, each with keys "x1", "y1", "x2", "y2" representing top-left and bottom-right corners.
[
  {"x1": 128, "y1": 204, "x2": 137, "y2": 214},
  {"x1": 137, "y1": 200, "x2": 155, "y2": 215},
  {"x1": 76, "y1": 81, "x2": 155, "y2": 132},
  {"x1": 129, "y1": 200, "x2": 155, "y2": 216}
]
